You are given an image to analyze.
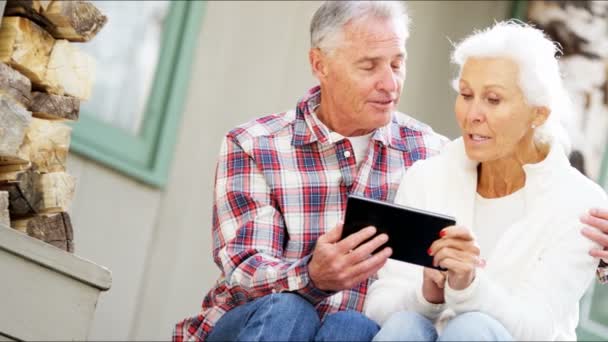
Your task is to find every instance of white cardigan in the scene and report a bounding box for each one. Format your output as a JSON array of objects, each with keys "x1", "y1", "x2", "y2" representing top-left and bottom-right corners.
[{"x1": 364, "y1": 138, "x2": 608, "y2": 341}]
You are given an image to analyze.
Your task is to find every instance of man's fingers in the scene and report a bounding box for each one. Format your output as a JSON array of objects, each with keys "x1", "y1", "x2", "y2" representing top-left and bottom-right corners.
[
  {"x1": 581, "y1": 227, "x2": 608, "y2": 248},
  {"x1": 336, "y1": 226, "x2": 376, "y2": 253},
  {"x1": 582, "y1": 211, "x2": 608, "y2": 234},
  {"x1": 589, "y1": 248, "x2": 608, "y2": 261},
  {"x1": 347, "y1": 233, "x2": 388, "y2": 262},
  {"x1": 346, "y1": 247, "x2": 392, "y2": 281},
  {"x1": 590, "y1": 208, "x2": 608, "y2": 220},
  {"x1": 319, "y1": 222, "x2": 344, "y2": 244}
]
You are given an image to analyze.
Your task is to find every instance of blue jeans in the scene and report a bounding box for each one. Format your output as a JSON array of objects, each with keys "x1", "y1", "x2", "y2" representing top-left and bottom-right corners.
[
  {"x1": 373, "y1": 311, "x2": 513, "y2": 341},
  {"x1": 207, "y1": 293, "x2": 379, "y2": 341}
]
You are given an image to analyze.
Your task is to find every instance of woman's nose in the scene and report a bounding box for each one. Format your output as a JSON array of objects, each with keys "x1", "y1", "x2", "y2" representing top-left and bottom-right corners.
[{"x1": 466, "y1": 103, "x2": 485, "y2": 124}]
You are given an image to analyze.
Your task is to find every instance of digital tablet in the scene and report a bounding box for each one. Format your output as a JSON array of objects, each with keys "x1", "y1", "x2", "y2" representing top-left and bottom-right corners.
[{"x1": 342, "y1": 194, "x2": 456, "y2": 270}]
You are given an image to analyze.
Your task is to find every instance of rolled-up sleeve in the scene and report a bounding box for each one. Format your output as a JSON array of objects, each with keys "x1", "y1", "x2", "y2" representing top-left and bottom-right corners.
[{"x1": 213, "y1": 135, "x2": 331, "y2": 304}]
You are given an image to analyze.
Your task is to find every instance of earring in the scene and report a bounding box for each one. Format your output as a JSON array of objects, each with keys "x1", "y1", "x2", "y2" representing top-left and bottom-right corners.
[{"x1": 531, "y1": 124, "x2": 536, "y2": 129}]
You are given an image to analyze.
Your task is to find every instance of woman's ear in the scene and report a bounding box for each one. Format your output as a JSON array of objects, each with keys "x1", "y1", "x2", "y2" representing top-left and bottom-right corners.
[
  {"x1": 309, "y1": 48, "x2": 329, "y2": 80},
  {"x1": 532, "y1": 106, "x2": 550, "y2": 127}
]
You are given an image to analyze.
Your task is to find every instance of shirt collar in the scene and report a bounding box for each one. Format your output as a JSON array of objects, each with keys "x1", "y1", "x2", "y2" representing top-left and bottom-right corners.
[{"x1": 292, "y1": 85, "x2": 405, "y2": 150}]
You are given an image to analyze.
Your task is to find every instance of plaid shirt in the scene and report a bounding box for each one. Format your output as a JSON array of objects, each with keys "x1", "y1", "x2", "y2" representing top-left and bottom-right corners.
[
  {"x1": 173, "y1": 86, "x2": 449, "y2": 341},
  {"x1": 598, "y1": 260, "x2": 608, "y2": 284}
]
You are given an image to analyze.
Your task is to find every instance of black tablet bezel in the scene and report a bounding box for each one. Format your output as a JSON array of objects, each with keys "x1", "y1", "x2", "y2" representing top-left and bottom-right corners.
[{"x1": 342, "y1": 194, "x2": 456, "y2": 270}]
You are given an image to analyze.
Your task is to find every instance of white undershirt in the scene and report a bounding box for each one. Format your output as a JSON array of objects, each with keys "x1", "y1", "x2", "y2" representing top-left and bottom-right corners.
[
  {"x1": 348, "y1": 133, "x2": 374, "y2": 168},
  {"x1": 312, "y1": 112, "x2": 373, "y2": 168},
  {"x1": 474, "y1": 189, "x2": 525, "y2": 259}
]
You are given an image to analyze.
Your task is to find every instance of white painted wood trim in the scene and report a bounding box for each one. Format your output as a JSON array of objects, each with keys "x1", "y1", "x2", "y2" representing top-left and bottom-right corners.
[{"x1": 0, "y1": 224, "x2": 111, "y2": 290}]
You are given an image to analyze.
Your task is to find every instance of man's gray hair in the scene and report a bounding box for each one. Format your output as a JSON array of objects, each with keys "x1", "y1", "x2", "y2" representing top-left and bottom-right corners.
[{"x1": 310, "y1": 1, "x2": 410, "y2": 53}]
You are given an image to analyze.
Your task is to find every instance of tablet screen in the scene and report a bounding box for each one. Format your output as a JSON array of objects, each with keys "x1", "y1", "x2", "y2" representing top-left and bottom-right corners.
[{"x1": 342, "y1": 194, "x2": 455, "y2": 270}]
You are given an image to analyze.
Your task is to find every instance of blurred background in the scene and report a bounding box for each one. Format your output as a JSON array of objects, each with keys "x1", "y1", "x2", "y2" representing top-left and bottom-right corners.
[{"x1": 35, "y1": 0, "x2": 607, "y2": 340}]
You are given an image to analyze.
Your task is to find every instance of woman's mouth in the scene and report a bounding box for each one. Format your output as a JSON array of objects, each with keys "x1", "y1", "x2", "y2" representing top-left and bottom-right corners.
[{"x1": 468, "y1": 134, "x2": 491, "y2": 142}]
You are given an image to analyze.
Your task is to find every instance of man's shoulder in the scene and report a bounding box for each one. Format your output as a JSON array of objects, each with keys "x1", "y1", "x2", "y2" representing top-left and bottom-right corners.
[
  {"x1": 392, "y1": 111, "x2": 450, "y2": 150},
  {"x1": 226, "y1": 110, "x2": 297, "y2": 147},
  {"x1": 392, "y1": 112, "x2": 443, "y2": 136}
]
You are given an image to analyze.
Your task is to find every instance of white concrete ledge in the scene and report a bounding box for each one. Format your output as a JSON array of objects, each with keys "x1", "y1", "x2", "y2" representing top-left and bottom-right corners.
[
  {"x1": 0, "y1": 224, "x2": 111, "y2": 290},
  {"x1": 0, "y1": 224, "x2": 111, "y2": 341}
]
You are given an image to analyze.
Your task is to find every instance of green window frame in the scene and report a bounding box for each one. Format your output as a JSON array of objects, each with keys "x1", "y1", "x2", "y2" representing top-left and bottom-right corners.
[
  {"x1": 69, "y1": 1, "x2": 206, "y2": 188},
  {"x1": 602, "y1": 150, "x2": 608, "y2": 189},
  {"x1": 511, "y1": 0, "x2": 528, "y2": 21}
]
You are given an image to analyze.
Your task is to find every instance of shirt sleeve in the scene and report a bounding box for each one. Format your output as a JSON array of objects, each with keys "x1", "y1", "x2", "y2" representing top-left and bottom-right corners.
[
  {"x1": 444, "y1": 214, "x2": 600, "y2": 340},
  {"x1": 212, "y1": 135, "x2": 332, "y2": 304}
]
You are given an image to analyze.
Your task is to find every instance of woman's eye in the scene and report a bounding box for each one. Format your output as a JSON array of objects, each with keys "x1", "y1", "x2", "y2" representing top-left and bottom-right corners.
[
  {"x1": 461, "y1": 93, "x2": 473, "y2": 100},
  {"x1": 488, "y1": 98, "x2": 500, "y2": 105}
]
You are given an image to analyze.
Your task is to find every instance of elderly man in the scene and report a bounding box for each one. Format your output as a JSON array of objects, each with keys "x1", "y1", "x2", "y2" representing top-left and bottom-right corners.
[{"x1": 174, "y1": 1, "x2": 608, "y2": 341}]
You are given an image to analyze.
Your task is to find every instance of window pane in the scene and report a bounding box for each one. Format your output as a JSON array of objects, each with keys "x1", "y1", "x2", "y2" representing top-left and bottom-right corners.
[{"x1": 80, "y1": 1, "x2": 170, "y2": 135}]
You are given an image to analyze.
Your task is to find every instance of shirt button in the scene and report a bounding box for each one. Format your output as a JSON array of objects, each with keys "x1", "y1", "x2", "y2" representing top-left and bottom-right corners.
[{"x1": 344, "y1": 151, "x2": 352, "y2": 158}]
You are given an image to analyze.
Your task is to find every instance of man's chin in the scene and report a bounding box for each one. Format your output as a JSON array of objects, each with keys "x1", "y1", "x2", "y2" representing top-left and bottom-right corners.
[
  {"x1": 368, "y1": 101, "x2": 396, "y2": 113},
  {"x1": 373, "y1": 110, "x2": 393, "y2": 126}
]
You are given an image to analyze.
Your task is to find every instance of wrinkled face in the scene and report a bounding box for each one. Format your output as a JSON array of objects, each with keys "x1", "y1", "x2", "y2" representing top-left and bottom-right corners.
[
  {"x1": 455, "y1": 57, "x2": 545, "y2": 162},
  {"x1": 312, "y1": 15, "x2": 406, "y2": 133}
]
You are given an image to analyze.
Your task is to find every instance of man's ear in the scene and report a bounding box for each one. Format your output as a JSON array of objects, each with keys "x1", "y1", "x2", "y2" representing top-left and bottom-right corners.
[
  {"x1": 533, "y1": 106, "x2": 550, "y2": 127},
  {"x1": 309, "y1": 48, "x2": 329, "y2": 81}
]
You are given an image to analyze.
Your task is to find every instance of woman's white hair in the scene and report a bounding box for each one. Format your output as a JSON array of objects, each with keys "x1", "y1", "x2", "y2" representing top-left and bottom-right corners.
[
  {"x1": 310, "y1": 1, "x2": 410, "y2": 54},
  {"x1": 451, "y1": 20, "x2": 572, "y2": 153}
]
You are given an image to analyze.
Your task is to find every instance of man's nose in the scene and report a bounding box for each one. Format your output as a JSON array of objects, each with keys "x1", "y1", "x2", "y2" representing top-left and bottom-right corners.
[{"x1": 376, "y1": 66, "x2": 398, "y2": 93}]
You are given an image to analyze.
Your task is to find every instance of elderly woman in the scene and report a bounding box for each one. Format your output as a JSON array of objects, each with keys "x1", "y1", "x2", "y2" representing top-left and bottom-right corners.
[{"x1": 365, "y1": 21, "x2": 608, "y2": 341}]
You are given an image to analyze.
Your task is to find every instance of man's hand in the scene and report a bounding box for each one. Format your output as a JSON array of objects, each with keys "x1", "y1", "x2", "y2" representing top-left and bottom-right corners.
[
  {"x1": 422, "y1": 267, "x2": 446, "y2": 304},
  {"x1": 308, "y1": 223, "x2": 392, "y2": 291},
  {"x1": 581, "y1": 208, "x2": 608, "y2": 261},
  {"x1": 429, "y1": 226, "x2": 483, "y2": 290}
]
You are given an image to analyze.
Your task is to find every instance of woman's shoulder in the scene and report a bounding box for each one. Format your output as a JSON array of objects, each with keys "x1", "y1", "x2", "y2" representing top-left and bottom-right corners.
[
  {"x1": 396, "y1": 138, "x2": 469, "y2": 206},
  {"x1": 406, "y1": 138, "x2": 469, "y2": 176}
]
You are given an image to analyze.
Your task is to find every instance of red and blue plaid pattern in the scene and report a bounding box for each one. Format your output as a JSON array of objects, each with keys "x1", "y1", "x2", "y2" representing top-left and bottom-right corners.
[{"x1": 173, "y1": 86, "x2": 448, "y2": 341}]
